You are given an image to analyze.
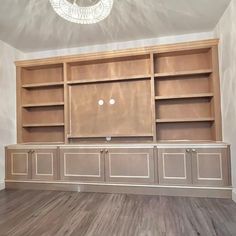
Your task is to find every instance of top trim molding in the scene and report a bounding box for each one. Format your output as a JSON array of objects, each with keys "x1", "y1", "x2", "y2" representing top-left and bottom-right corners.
[{"x1": 15, "y1": 39, "x2": 219, "y2": 67}]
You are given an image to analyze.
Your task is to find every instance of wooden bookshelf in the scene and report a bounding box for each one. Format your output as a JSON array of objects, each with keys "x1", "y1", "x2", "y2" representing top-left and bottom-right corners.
[
  {"x1": 156, "y1": 118, "x2": 215, "y2": 123},
  {"x1": 19, "y1": 64, "x2": 65, "y2": 143},
  {"x1": 153, "y1": 47, "x2": 220, "y2": 141},
  {"x1": 67, "y1": 74, "x2": 151, "y2": 85},
  {"x1": 22, "y1": 102, "x2": 64, "y2": 108},
  {"x1": 16, "y1": 39, "x2": 222, "y2": 143},
  {"x1": 155, "y1": 93, "x2": 214, "y2": 100},
  {"x1": 22, "y1": 123, "x2": 65, "y2": 128},
  {"x1": 154, "y1": 69, "x2": 212, "y2": 78},
  {"x1": 22, "y1": 81, "x2": 64, "y2": 88}
]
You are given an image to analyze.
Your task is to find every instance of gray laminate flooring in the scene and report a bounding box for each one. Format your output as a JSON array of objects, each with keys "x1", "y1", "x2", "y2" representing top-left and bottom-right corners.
[{"x1": 0, "y1": 190, "x2": 236, "y2": 236}]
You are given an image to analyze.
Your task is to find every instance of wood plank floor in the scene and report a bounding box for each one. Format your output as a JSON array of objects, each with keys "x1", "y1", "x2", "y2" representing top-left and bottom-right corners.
[{"x1": 0, "y1": 190, "x2": 236, "y2": 236}]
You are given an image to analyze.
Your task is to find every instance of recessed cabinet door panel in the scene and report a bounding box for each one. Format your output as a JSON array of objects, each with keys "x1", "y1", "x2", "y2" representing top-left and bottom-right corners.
[
  {"x1": 32, "y1": 149, "x2": 58, "y2": 181},
  {"x1": 6, "y1": 149, "x2": 31, "y2": 180},
  {"x1": 60, "y1": 148, "x2": 105, "y2": 182},
  {"x1": 158, "y1": 148, "x2": 192, "y2": 185},
  {"x1": 192, "y1": 148, "x2": 230, "y2": 186},
  {"x1": 105, "y1": 148, "x2": 154, "y2": 184}
]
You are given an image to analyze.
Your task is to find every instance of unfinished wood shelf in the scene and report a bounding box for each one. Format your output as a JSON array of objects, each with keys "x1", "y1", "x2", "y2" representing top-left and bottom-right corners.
[
  {"x1": 67, "y1": 74, "x2": 151, "y2": 85},
  {"x1": 154, "y1": 69, "x2": 212, "y2": 78},
  {"x1": 67, "y1": 134, "x2": 153, "y2": 139},
  {"x1": 22, "y1": 102, "x2": 65, "y2": 108},
  {"x1": 68, "y1": 55, "x2": 151, "y2": 82},
  {"x1": 22, "y1": 81, "x2": 64, "y2": 89},
  {"x1": 155, "y1": 93, "x2": 214, "y2": 100},
  {"x1": 153, "y1": 46, "x2": 220, "y2": 141},
  {"x1": 156, "y1": 118, "x2": 215, "y2": 123},
  {"x1": 22, "y1": 123, "x2": 65, "y2": 128},
  {"x1": 16, "y1": 39, "x2": 222, "y2": 143}
]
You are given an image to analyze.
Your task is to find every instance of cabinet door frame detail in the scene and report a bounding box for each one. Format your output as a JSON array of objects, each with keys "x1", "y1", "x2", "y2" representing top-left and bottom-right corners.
[
  {"x1": 35, "y1": 153, "x2": 54, "y2": 176},
  {"x1": 63, "y1": 152, "x2": 102, "y2": 178},
  {"x1": 60, "y1": 148, "x2": 105, "y2": 182},
  {"x1": 158, "y1": 148, "x2": 192, "y2": 185},
  {"x1": 162, "y1": 152, "x2": 187, "y2": 180},
  {"x1": 105, "y1": 148, "x2": 155, "y2": 184},
  {"x1": 11, "y1": 152, "x2": 29, "y2": 176},
  {"x1": 196, "y1": 152, "x2": 222, "y2": 181},
  {"x1": 108, "y1": 152, "x2": 150, "y2": 179},
  {"x1": 192, "y1": 148, "x2": 229, "y2": 186}
]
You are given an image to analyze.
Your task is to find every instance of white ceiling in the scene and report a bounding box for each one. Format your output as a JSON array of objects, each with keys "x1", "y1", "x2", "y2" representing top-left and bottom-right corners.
[{"x1": 0, "y1": 0, "x2": 231, "y2": 52}]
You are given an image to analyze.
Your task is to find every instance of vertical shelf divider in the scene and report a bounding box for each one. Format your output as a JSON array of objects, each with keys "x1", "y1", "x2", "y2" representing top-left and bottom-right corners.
[
  {"x1": 63, "y1": 62, "x2": 69, "y2": 144},
  {"x1": 150, "y1": 52, "x2": 157, "y2": 142},
  {"x1": 210, "y1": 45, "x2": 222, "y2": 141}
]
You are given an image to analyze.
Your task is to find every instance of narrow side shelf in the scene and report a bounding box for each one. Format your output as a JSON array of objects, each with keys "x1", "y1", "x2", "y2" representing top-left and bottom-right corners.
[
  {"x1": 22, "y1": 81, "x2": 64, "y2": 89},
  {"x1": 22, "y1": 102, "x2": 65, "y2": 108},
  {"x1": 156, "y1": 118, "x2": 215, "y2": 123},
  {"x1": 155, "y1": 93, "x2": 214, "y2": 100},
  {"x1": 154, "y1": 69, "x2": 212, "y2": 78},
  {"x1": 22, "y1": 123, "x2": 65, "y2": 128}
]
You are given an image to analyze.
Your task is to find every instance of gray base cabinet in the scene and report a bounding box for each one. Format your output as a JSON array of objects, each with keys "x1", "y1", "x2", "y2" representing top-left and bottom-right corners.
[
  {"x1": 5, "y1": 144, "x2": 231, "y2": 188},
  {"x1": 157, "y1": 147, "x2": 231, "y2": 187},
  {"x1": 59, "y1": 148, "x2": 105, "y2": 182},
  {"x1": 191, "y1": 148, "x2": 230, "y2": 186},
  {"x1": 6, "y1": 149, "x2": 31, "y2": 180},
  {"x1": 31, "y1": 149, "x2": 58, "y2": 181},
  {"x1": 105, "y1": 148, "x2": 155, "y2": 184},
  {"x1": 158, "y1": 148, "x2": 192, "y2": 185},
  {"x1": 6, "y1": 148, "x2": 58, "y2": 181}
]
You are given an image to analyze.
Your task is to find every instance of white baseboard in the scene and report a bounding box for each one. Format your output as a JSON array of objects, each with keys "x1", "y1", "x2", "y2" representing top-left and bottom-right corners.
[
  {"x1": 0, "y1": 181, "x2": 5, "y2": 191},
  {"x1": 233, "y1": 188, "x2": 236, "y2": 203}
]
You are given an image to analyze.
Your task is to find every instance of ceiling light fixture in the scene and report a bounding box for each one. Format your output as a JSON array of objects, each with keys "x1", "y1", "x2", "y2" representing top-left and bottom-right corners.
[{"x1": 49, "y1": 0, "x2": 114, "y2": 24}]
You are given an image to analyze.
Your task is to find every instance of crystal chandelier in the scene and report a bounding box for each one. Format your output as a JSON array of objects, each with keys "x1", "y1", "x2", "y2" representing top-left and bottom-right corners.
[{"x1": 49, "y1": 0, "x2": 114, "y2": 24}]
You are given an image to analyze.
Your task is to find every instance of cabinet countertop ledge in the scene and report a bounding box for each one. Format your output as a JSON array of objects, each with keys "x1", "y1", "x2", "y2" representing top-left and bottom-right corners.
[{"x1": 6, "y1": 141, "x2": 229, "y2": 149}]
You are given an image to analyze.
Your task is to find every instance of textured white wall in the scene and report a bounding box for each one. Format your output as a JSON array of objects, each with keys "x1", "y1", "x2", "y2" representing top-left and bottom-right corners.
[
  {"x1": 0, "y1": 40, "x2": 23, "y2": 190},
  {"x1": 214, "y1": 0, "x2": 236, "y2": 201},
  {"x1": 23, "y1": 31, "x2": 214, "y2": 60}
]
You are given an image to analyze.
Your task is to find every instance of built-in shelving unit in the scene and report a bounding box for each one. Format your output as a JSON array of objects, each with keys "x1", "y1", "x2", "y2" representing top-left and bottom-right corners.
[
  {"x1": 16, "y1": 39, "x2": 222, "y2": 143},
  {"x1": 153, "y1": 47, "x2": 220, "y2": 141},
  {"x1": 19, "y1": 64, "x2": 65, "y2": 143}
]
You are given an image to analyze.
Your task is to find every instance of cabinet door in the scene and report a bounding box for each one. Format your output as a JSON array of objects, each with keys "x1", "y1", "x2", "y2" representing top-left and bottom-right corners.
[
  {"x1": 158, "y1": 148, "x2": 192, "y2": 185},
  {"x1": 31, "y1": 149, "x2": 58, "y2": 181},
  {"x1": 6, "y1": 149, "x2": 31, "y2": 180},
  {"x1": 105, "y1": 148, "x2": 154, "y2": 184},
  {"x1": 60, "y1": 148, "x2": 105, "y2": 182},
  {"x1": 192, "y1": 148, "x2": 230, "y2": 186}
]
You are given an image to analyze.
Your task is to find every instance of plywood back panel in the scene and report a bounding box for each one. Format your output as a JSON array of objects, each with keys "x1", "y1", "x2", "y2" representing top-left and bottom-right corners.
[
  {"x1": 156, "y1": 98, "x2": 212, "y2": 119},
  {"x1": 22, "y1": 87, "x2": 64, "y2": 105},
  {"x1": 155, "y1": 75, "x2": 211, "y2": 96},
  {"x1": 69, "y1": 55, "x2": 150, "y2": 81},
  {"x1": 22, "y1": 65, "x2": 63, "y2": 85},
  {"x1": 22, "y1": 127, "x2": 64, "y2": 143},
  {"x1": 69, "y1": 80, "x2": 152, "y2": 137},
  {"x1": 154, "y1": 49, "x2": 211, "y2": 73},
  {"x1": 156, "y1": 122, "x2": 213, "y2": 141},
  {"x1": 22, "y1": 107, "x2": 64, "y2": 124}
]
